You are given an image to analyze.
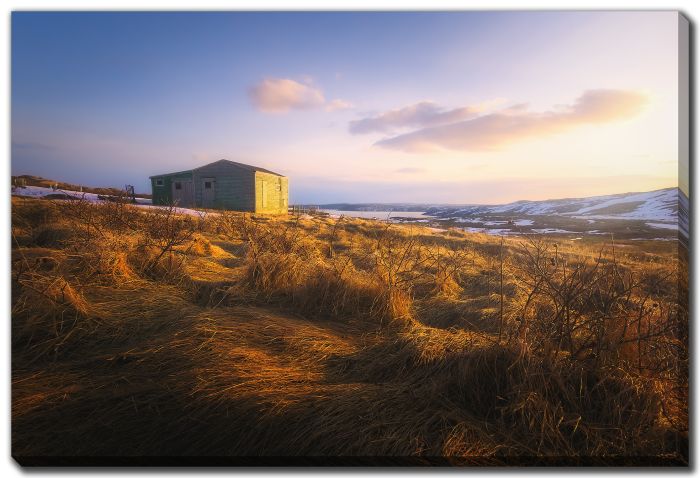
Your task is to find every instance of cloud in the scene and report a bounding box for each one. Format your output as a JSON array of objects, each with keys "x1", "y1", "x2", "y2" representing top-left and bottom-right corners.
[
  {"x1": 395, "y1": 167, "x2": 425, "y2": 174},
  {"x1": 326, "y1": 99, "x2": 354, "y2": 112},
  {"x1": 249, "y1": 77, "x2": 353, "y2": 114},
  {"x1": 375, "y1": 90, "x2": 648, "y2": 153},
  {"x1": 349, "y1": 101, "x2": 483, "y2": 135},
  {"x1": 249, "y1": 78, "x2": 325, "y2": 113}
]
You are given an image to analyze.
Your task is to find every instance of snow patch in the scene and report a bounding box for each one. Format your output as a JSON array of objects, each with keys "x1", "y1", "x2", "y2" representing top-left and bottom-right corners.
[
  {"x1": 13, "y1": 185, "x2": 102, "y2": 202},
  {"x1": 646, "y1": 222, "x2": 677, "y2": 230},
  {"x1": 12, "y1": 185, "x2": 210, "y2": 218},
  {"x1": 533, "y1": 228, "x2": 574, "y2": 234}
]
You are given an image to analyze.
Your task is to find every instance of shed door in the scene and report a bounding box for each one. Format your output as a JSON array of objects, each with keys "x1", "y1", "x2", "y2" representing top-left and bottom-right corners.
[
  {"x1": 277, "y1": 178, "x2": 285, "y2": 210},
  {"x1": 172, "y1": 180, "x2": 194, "y2": 207},
  {"x1": 261, "y1": 181, "x2": 267, "y2": 208},
  {"x1": 201, "y1": 177, "x2": 216, "y2": 208}
]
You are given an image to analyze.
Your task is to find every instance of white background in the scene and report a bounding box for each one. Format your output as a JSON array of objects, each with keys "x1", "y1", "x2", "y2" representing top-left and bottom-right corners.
[{"x1": 1, "y1": 0, "x2": 696, "y2": 476}]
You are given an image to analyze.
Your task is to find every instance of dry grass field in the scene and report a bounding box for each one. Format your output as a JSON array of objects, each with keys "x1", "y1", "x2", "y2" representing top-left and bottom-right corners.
[{"x1": 11, "y1": 196, "x2": 688, "y2": 465}]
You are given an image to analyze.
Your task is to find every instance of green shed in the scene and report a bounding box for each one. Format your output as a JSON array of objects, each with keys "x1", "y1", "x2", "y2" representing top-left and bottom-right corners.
[{"x1": 150, "y1": 159, "x2": 288, "y2": 214}]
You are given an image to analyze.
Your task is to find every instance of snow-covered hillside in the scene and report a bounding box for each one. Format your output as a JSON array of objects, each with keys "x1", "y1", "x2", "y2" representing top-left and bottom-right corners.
[
  {"x1": 428, "y1": 188, "x2": 680, "y2": 223},
  {"x1": 426, "y1": 188, "x2": 686, "y2": 241},
  {"x1": 11, "y1": 185, "x2": 207, "y2": 218},
  {"x1": 12, "y1": 185, "x2": 104, "y2": 202}
]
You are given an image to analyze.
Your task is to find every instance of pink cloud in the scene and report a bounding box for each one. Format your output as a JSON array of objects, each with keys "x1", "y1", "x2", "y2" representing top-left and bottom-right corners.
[
  {"x1": 326, "y1": 99, "x2": 354, "y2": 112},
  {"x1": 374, "y1": 90, "x2": 649, "y2": 153},
  {"x1": 249, "y1": 78, "x2": 325, "y2": 113},
  {"x1": 349, "y1": 101, "x2": 482, "y2": 135},
  {"x1": 249, "y1": 77, "x2": 353, "y2": 114}
]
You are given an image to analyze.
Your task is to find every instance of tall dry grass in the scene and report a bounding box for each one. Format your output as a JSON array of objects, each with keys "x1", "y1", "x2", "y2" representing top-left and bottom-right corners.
[{"x1": 11, "y1": 196, "x2": 687, "y2": 463}]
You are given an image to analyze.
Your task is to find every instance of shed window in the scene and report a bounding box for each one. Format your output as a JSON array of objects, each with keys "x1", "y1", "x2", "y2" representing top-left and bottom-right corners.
[
  {"x1": 204, "y1": 181, "x2": 212, "y2": 189},
  {"x1": 174, "y1": 182, "x2": 182, "y2": 190},
  {"x1": 155, "y1": 179, "x2": 164, "y2": 187}
]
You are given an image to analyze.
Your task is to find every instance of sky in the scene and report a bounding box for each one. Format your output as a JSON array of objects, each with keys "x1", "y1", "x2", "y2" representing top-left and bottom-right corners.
[{"x1": 11, "y1": 11, "x2": 682, "y2": 204}]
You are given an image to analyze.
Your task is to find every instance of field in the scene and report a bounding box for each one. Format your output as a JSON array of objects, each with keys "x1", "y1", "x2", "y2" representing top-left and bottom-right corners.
[{"x1": 11, "y1": 196, "x2": 688, "y2": 465}]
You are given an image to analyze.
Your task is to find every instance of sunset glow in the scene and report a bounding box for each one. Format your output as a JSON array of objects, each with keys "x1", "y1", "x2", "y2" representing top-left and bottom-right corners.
[{"x1": 11, "y1": 11, "x2": 682, "y2": 204}]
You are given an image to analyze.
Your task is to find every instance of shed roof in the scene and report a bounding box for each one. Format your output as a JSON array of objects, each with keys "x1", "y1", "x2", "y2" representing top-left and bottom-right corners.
[{"x1": 150, "y1": 159, "x2": 285, "y2": 179}]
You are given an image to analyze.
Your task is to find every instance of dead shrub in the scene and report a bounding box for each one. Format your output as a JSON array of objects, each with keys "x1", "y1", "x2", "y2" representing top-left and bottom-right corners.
[
  {"x1": 12, "y1": 197, "x2": 60, "y2": 230},
  {"x1": 131, "y1": 204, "x2": 199, "y2": 281},
  {"x1": 294, "y1": 261, "x2": 402, "y2": 323},
  {"x1": 32, "y1": 224, "x2": 76, "y2": 248},
  {"x1": 12, "y1": 272, "x2": 98, "y2": 361},
  {"x1": 184, "y1": 233, "x2": 213, "y2": 256},
  {"x1": 129, "y1": 245, "x2": 190, "y2": 285}
]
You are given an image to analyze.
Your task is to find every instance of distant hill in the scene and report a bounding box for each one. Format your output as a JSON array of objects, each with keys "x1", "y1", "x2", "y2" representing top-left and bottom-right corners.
[
  {"x1": 425, "y1": 187, "x2": 687, "y2": 243},
  {"x1": 426, "y1": 187, "x2": 680, "y2": 221},
  {"x1": 317, "y1": 203, "x2": 434, "y2": 212},
  {"x1": 11, "y1": 175, "x2": 152, "y2": 199},
  {"x1": 320, "y1": 188, "x2": 687, "y2": 242}
]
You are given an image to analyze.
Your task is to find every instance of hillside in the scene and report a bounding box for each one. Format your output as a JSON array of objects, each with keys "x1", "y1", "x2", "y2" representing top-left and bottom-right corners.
[
  {"x1": 11, "y1": 175, "x2": 152, "y2": 199},
  {"x1": 427, "y1": 188, "x2": 680, "y2": 220},
  {"x1": 11, "y1": 195, "x2": 688, "y2": 464},
  {"x1": 320, "y1": 188, "x2": 686, "y2": 241},
  {"x1": 428, "y1": 188, "x2": 686, "y2": 242}
]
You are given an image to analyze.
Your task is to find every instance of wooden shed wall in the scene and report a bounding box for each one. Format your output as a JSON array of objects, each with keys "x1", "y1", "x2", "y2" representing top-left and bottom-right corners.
[
  {"x1": 151, "y1": 162, "x2": 288, "y2": 213},
  {"x1": 254, "y1": 172, "x2": 288, "y2": 214},
  {"x1": 191, "y1": 162, "x2": 256, "y2": 211},
  {"x1": 151, "y1": 172, "x2": 193, "y2": 206}
]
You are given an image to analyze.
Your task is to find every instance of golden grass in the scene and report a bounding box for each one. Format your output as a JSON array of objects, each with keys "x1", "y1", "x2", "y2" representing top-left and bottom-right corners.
[{"x1": 10, "y1": 196, "x2": 688, "y2": 463}]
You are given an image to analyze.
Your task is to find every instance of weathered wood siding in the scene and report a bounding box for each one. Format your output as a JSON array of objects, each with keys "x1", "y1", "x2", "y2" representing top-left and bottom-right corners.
[
  {"x1": 254, "y1": 172, "x2": 288, "y2": 214},
  {"x1": 151, "y1": 172, "x2": 194, "y2": 206},
  {"x1": 191, "y1": 162, "x2": 256, "y2": 211}
]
